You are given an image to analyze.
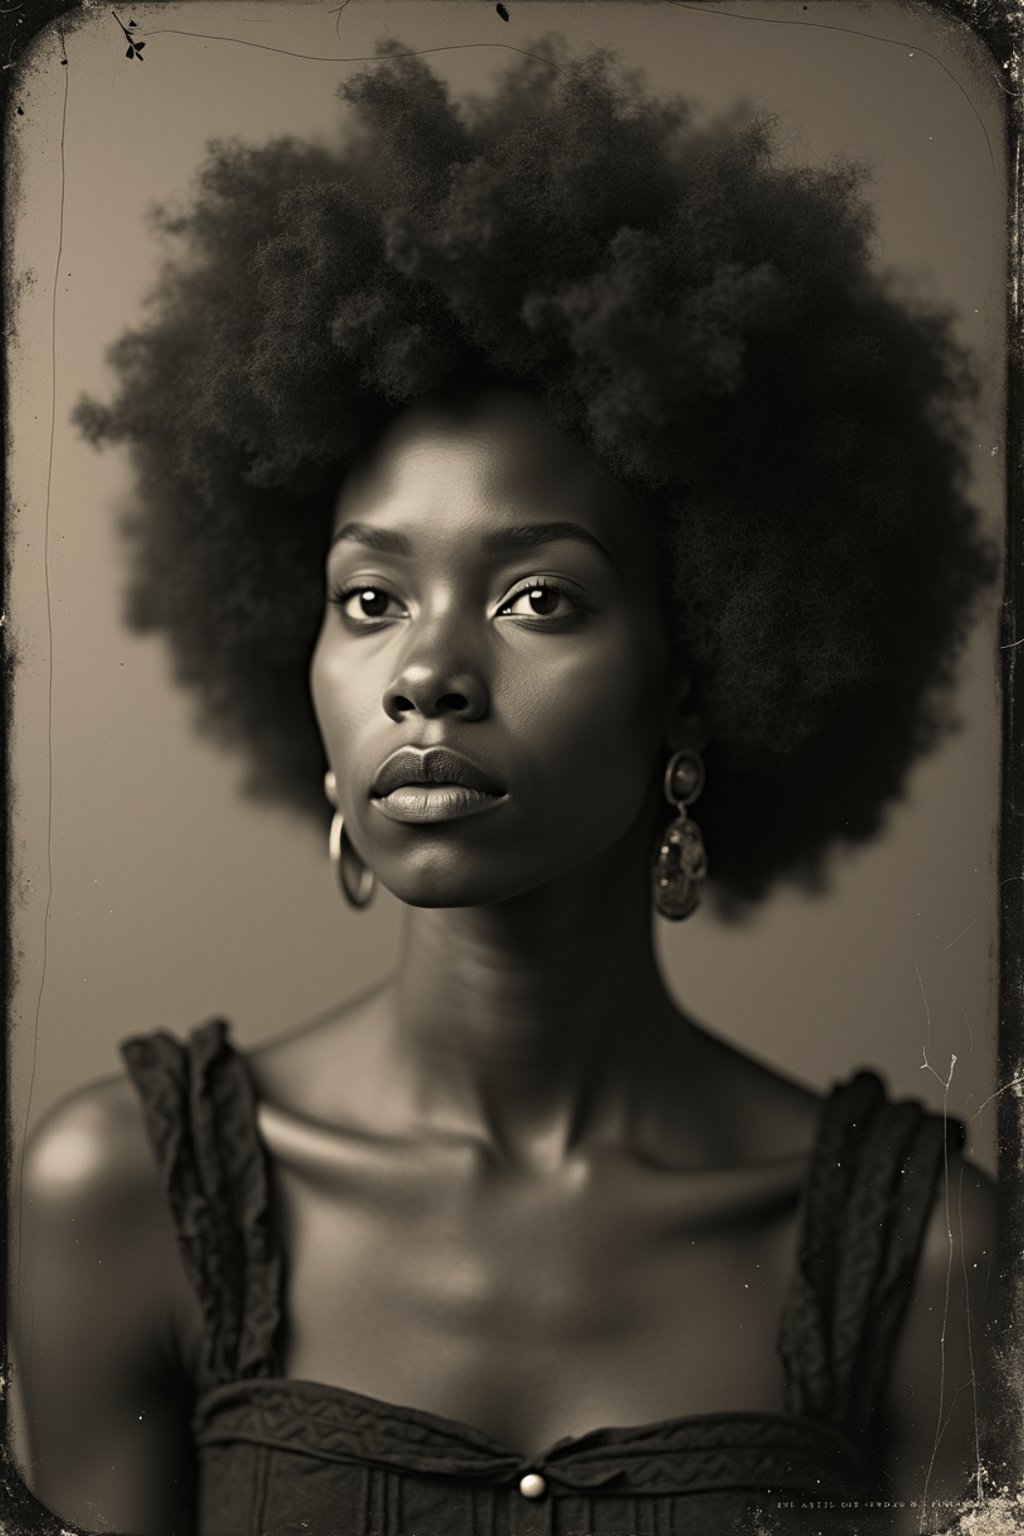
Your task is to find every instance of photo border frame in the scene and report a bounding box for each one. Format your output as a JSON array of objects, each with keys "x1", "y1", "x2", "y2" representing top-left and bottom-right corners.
[{"x1": 0, "y1": 0, "x2": 1020, "y2": 1529}]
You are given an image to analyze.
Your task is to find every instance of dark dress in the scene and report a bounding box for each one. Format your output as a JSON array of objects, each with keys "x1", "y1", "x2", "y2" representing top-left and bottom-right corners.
[{"x1": 120, "y1": 1018, "x2": 964, "y2": 1536}]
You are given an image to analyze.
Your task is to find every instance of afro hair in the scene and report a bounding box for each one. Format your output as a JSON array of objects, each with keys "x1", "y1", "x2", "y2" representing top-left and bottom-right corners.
[{"x1": 73, "y1": 36, "x2": 999, "y2": 919}]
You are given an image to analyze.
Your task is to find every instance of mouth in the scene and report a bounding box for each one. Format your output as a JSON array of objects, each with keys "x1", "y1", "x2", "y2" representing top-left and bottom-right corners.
[
  {"x1": 371, "y1": 783, "x2": 506, "y2": 824},
  {"x1": 371, "y1": 746, "x2": 505, "y2": 798},
  {"x1": 370, "y1": 745, "x2": 507, "y2": 825}
]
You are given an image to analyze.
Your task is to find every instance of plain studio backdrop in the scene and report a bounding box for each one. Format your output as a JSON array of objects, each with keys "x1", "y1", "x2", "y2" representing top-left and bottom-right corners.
[{"x1": 5, "y1": 0, "x2": 1006, "y2": 1238}]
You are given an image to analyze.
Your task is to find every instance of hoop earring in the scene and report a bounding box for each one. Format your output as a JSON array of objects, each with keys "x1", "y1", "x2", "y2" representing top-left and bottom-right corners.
[
  {"x1": 324, "y1": 773, "x2": 375, "y2": 909},
  {"x1": 329, "y1": 811, "x2": 376, "y2": 909},
  {"x1": 652, "y1": 748, "x2": 708, "y2": 921}
]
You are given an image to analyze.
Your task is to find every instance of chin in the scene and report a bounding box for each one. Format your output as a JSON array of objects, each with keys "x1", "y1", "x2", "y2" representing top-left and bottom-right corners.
[{"x1": 376, "y1": 852, "x2": 562, "y2": 911}]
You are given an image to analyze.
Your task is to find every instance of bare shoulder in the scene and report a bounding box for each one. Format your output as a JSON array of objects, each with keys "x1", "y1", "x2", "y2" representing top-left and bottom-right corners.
[
  {"x1": 22, "y1": 1071, "x2": 163, "y2": 1219},
  {"x1": 909, "y1": 1151, "x2": 997, "y2": 1297},
  {"x1": 13, "y1": 1072, "x2": 203, "y2": 1533},
  {"x1": 884, "y1": 1149, "x2": 998, "y2": 1519},
  {"x1": 15, "y1": 1069, "x2": 202, "y2": 1376}
]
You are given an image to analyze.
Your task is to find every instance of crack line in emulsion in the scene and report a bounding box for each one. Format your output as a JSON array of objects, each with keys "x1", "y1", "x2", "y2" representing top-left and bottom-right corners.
[
  {"x1": 955, "y1": 1157, "x2": 985, "y2": 1503},
  {"x1": 15, "y1": 19, "x2": 70, "y2": 1412},
  {"x1": 937, "y1": 917, "x2": 981, "y2": 1054},
  {"x1": 918, "y1": 1046, "x2": 961, "y2": 1531}
]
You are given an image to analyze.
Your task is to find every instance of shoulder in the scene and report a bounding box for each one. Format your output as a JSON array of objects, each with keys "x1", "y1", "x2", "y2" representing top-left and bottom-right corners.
[
  {"x1": 13, "y1": 1072, "x2": 204, "y2": 1531},
  {"x1": 15, "y1": 1070, "x2": 203, "y2": 1378},
  {"x1": 21, "y1": 1071, "x2": 165, "y2": 1229},
  {"x1": 883, "y1": 1148, "x2": 997, "y2": 1516},
  {"x1": 906, "y1": 1148, "x2": 996, "y2": 1300},
  {"x1": 888, "y1": 1146, "x2": 997, "y2": 1397}
]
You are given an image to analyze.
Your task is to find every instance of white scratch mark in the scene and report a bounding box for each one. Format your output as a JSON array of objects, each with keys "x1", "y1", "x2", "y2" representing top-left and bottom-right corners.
[
  {"x1": 941, "y1": 916, "x2": 980, "y2": 953},
  {"x1": 919, "y1": 1048, "x2": 956, "y2": 1526},
  {"x1": 955, "y1": 1156, "x2": 984, "y2": 1503},
  {"x1": 967, "y1": 1072, "x2": 1024, "y2": 1123},
  {"x1": 936, "y1": 917, "x2": 979, "y2": 1052},
  {"x1": 920, "y1": 1046, "x2": 957, "y2": 1093},
  {"x1": 915, "y1": 959, "x2": 933, "y2": 1057}
]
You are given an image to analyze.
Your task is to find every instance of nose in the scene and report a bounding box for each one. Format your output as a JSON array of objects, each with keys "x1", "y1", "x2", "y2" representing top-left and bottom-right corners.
[{"x1": 382, "y1": 621, "x2": 490, "y2": 723}]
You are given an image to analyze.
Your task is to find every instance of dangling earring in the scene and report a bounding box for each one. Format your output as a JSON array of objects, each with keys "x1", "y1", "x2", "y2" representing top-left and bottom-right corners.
[
  {"x1": 652, "y1": 749, "x2": 708, "y2": 920},
  {"x1": 324, "y1": 770, "x2": 376, "y2": 910}
]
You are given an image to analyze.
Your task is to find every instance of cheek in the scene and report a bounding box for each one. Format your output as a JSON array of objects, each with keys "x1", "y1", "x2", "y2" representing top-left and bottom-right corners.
[
  {"x1": 504, "y1": 628, "x2": 669, "y2": 808},
  {"x1": 308, "y1": 630, "x2": 335, "y2": 744},
  {"x1": 309, "y1": 629, "x2": 370, "y2": 764}
]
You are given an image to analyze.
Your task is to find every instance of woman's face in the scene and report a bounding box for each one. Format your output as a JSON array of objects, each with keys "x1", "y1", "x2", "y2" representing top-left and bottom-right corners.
[{"x1": 310, "y1": 388, "x2": 689, "y2": 908}]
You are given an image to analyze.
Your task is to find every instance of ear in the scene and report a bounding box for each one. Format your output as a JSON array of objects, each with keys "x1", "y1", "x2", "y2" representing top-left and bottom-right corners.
[
  {"x1": 324, "y1": 769, "x2": 339, "y2": 808},
  {"x1": 664, "y1": 671, "x2": 712, "y2": 754}
]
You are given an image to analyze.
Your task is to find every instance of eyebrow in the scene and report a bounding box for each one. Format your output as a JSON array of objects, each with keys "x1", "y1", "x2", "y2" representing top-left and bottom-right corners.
[
  {"x1": 330, "y1": 520, "x2": 616, "y2": 566},
  {"x1": 330, "y1": 522, "x2": 413, "y2": 555}
]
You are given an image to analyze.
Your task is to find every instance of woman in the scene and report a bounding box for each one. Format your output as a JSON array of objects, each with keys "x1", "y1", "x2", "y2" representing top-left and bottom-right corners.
[{"x1": 13, "y1": 38, "x2": 1002, "y2": 1536}]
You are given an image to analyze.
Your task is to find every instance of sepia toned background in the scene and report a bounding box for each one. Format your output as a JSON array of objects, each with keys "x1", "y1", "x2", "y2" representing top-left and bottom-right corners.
[{"x1": 6, "y1": 0, "x2": 1006, "y2": 1190}]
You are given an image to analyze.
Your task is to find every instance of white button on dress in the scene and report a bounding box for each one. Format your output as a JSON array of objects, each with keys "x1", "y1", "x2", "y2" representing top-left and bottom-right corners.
[{"x1": 518, "y1": 1471, "x2": 547, "y2": 1499}]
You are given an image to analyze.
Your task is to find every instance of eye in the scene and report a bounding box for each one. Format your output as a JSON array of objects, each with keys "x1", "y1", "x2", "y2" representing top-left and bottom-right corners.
[
  {"x1": 497, "y1": 579, "x2": 588, "y2": 621},
  {"x1": 329, "y1": 584, "x2": 407, "y2": 625}
]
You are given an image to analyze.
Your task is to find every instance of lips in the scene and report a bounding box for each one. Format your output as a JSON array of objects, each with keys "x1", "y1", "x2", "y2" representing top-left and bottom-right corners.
[{"x1": 371, "y1": 746, "x2": 504, "y2": 798}]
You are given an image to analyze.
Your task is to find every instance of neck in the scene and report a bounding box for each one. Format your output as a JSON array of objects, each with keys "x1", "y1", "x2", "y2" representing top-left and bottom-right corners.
[{"x1": 384, "y1": 820, "x2": 690, "y2": 1169}]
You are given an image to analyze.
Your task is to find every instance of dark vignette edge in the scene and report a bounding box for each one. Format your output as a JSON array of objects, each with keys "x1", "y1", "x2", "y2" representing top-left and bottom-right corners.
[{"x1": 0, "y1": 0, "x2": 1019, "y2": 1531}]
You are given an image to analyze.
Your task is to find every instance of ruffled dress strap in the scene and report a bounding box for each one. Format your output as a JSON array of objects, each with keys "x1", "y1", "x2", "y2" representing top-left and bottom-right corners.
[
  {"x1": 119, "y1": 1018, "x2": 284, "y2": 1391},
  {"x1": 777, "y1": 1068, "x2": 965, "y2": 1437}
]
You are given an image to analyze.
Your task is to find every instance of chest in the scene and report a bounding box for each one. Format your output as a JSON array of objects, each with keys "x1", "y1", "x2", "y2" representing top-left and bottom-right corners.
[{"x1": 257, "y1": 1138, "x2": 805, "y2": 1455}]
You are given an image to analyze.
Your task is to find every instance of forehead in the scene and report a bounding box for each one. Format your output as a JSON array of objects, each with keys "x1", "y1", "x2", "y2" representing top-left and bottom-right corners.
[{"x1": 334, "y1": 391, "x2": 638, "y2": 545}]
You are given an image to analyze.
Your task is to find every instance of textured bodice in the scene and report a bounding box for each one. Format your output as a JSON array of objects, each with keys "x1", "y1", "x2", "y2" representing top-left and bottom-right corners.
[{"x1": 121, "y1": 1018, "x2": 962, "y2": 1535}]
